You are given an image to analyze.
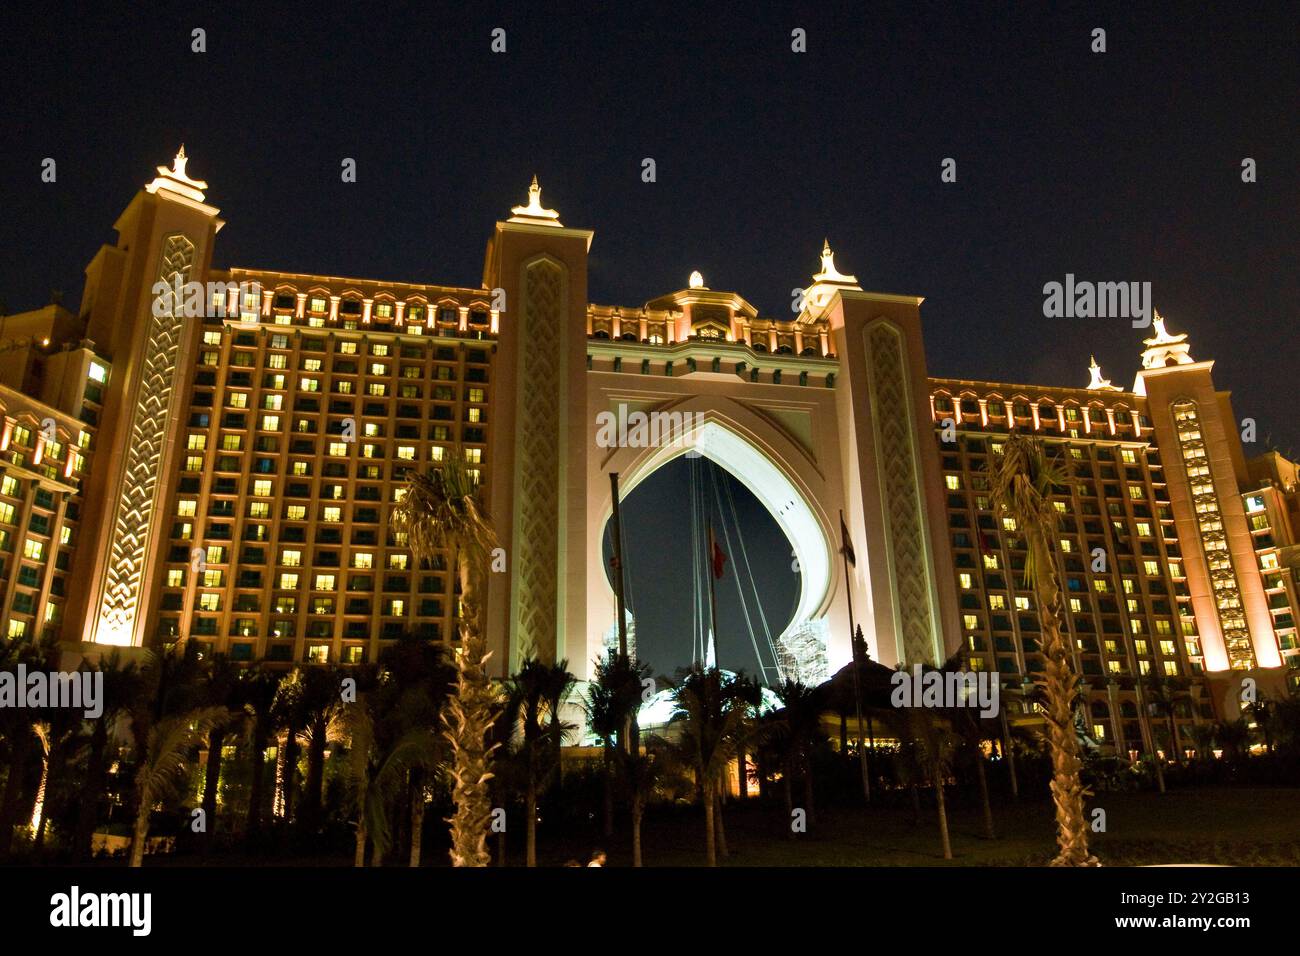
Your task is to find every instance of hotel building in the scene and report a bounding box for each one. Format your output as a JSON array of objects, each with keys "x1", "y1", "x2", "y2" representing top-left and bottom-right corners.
[{"x1": 1, "y1": 149, "x2": 1294, "y2": 751}]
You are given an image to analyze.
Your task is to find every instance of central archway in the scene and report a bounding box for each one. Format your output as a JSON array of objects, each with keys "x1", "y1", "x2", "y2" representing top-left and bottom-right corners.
[{"x1": 587, "y1": 401, "x2": 838, "y2": 685}]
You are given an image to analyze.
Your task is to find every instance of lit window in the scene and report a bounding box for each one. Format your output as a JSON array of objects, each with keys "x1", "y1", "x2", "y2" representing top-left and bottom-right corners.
[
  {"x1": 279, "y1": 572, "x2": 299, "y2": 589},
  {"x1": 260, "y1": 415, "x2": 280, "y2": 431},
  {"x1": 959, "y1": 573, "x2": 972, "y2": 589},
  {"x1": 253, "y1": 480, "x2": 273, "y2": 496},
  {"x1": 286, "y1": 505, "x2": 307, "y2": 520},
  {"x1": 314, "y1": 573, "x2": 336, "y2": 591},
  {"x1": 0, "y1": 503, "x2": 14, "y2": 524},
  {"x1": 281, "y1": 549, "x2": 301, "y2": 567},
  {"x1": 353, "y1": 552, "x2": 373, "y2": 569},
  {"x1": 390, "y1": 554, "x2": 409, "y2": 570},
  {"x1": 24, "y1": 538, "x2": 44, "y2": 560},
  {"x1": 988, "y1": 595, "x2": 1005, "y2": 610},
  {"x1": 88, "y1": 362, "x2": 107, "y2": 383},
  {"x1": 323, "y1": 507, "x2": 342, "y2": 523},
  {"x1": 310, "y1": 297, "x2": 327, "y2": 313},
  {"x1": 1014, "y1": 596, "x2": 1030, "y2": 611},
  {"x1": 0, "y1": 476, "x2": 18, "y2": 497},
  {"x1": 397, "y1": 446, "x2": 415, "y2": 460},
  {"x1": 465, "y1": 448, "x2": 482, "y2": 463},
  {"x1": 8, "y1": 620, "x2": 27, "y2": 638},
  {"x1": 945, "y1": 475, "x2": 960, "y2": 490},
  {"x1": 388, "y1": 598, "x2": 405, "y2": 616},
  {"x1": 203, "y1": 570, "x2": 223, "y2": 588},
  {"x1": 167, "y1": 569, "x2": 185, "y2": 587},
  {"x1": 177, "y1": 500, "x2": 197, "y2": 517},
  {"x1": 468, "y1": 388, "x2": 485, "y2": 403},
  {"x1": 329, "y1": 442, "x2": 347, "y2": 457},
  {"x1": 249, "y1": 501, "x2": 270, "y2": 518}
]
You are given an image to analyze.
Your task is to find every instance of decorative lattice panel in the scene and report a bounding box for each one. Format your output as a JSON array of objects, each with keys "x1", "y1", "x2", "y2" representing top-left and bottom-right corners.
[
  {"x1": 96, "y1": 233, "x2": 195, "y2": 642},
  {"x1": 866, "y1": 323, "x2": 939, "y2": 664},
  {"x1": 513, "y1": 258, "x2": 563, "y2": 661}
]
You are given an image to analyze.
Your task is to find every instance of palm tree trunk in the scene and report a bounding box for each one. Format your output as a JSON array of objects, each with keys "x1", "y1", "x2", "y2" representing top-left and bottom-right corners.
[
  {"x1": 129, "y1": 800, "x2": 150, "y2": 868},
  {"x1": 74, "y1": 723, "x2": 108, "y2": 862},
  {"x1": 525, "y1": 774, "x2": 537, "y2": 867},
  {"x1": 303, "y1": 720, "x2": 326, "y2": 829},
  {"x1": 632, "y1": 794, "x2": 643, "y2": 867},
  {"x1": 802, "y1": 754, "x2": 816, "y2": 826},
  {"x1": 201, "y1": 726, "x2": 225, "y2": 838},
  {"x1": 409, "y1": 768, "x2": 425, "y2": 867},
  {"x1": 602, "y1": 741, "x2": 614, "y2": 839},
  {"x1": 354, "y1": 817, "x2": 367, "y2": 867},
  {"x1": 933, "y1": 761, "x2": 952, "y2": 860},
  {"x1": 1000, "y1": 708, "x2": 1019, "y2": 799},
  {"x1": 1031, "y1": 531, "x2": 1097, "y2": 866},
  {"x1": 715, "y1": 790, "x2": 728, "y2": 859},
  {"x1": 446, "y1": 553, "x2": 497, "y2": 867},
  {"x1": 30, "y1": 752, "x2": 50, "y2": 849},
  {"x1": 246, "y1": 722, "x2": 267, "y2": 839},
  {"x1": 735, "y1": 748, "x2": 746, "y2": 800},
  {"x1": 703, "y1": 778, "x2": 716, "y2": 867},
  {"x1": 975, "y1": 750, "x2": 995, "y2": 839}
]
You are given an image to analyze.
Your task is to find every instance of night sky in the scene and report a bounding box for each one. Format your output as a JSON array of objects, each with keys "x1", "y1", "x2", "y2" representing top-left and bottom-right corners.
[{"x1": 1, "y1": 3, "x2": 1295, "y2": 676}]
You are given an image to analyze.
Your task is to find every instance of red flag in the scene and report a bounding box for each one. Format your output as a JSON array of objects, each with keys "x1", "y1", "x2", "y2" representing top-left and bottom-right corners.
[{"x1": 709, "y1": 526, "x2": 727, "y2": 580}]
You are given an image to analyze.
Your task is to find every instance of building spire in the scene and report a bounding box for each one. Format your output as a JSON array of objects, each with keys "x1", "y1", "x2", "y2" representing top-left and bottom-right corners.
[
  {"x1": 1140, "y1": 309, "x2": 1193, "y2": 370},
  {"x1": 508, "y1": 174, "x2": 562, "y2": 226},
  {"x1": 1086, "y1": 354, "x2": 1119, "y2": 391},
  {"x1": 145, "y1": 145, "x2": 208, "y2": 203},
  {"x1": 814, "y1": 238, "x2": 857, "y2": 285}
]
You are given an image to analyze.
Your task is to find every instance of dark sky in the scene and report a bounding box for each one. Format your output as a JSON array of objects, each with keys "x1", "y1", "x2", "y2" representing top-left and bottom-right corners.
[{"x1": 2, "y1": 2, "x2": 1295, "y2": 675}]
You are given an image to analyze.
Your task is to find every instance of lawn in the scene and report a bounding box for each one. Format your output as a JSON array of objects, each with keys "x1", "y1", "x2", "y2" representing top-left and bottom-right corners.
[{"x1": 533, "y1": 787, "x2": 1300, "y2": 867}]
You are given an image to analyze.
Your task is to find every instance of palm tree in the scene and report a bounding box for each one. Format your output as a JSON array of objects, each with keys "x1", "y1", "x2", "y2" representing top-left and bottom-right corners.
[
  {"x1": 393, "y1": 456, "x2": 501, "y2": 867},
  {"x1": 298, "y1": 665, "x2": 347, "y2": 833},
  {"x1": 504, "y1": 656, "x2": 576, "y2": 866},
  {"x1": 771, "y1": 680, "x2": 824, "y2": 827},
  {"x1": 378, "y1": 634, "x2": 455, "y2": 866},
  {"x1": 669, "y1": 666, "x2": 749, "y2": 866},
  {"x1": 989, "y1": 434, "x2": 1098, "y2": 866},
  {"x1": 337, "y1": 691, "x2": 439, "y2": 867},
  {"x1": 72, "y1": 652, "x2": 146, "y2": 862},
  {"x1": 198, "y1": 654, "x2": 241, "y2": 838},
  {"x1": 620, "y1": 738, "x2": 680, "y2": 867},
  {"x1": 129, "y1": 706, "x2": 231, "y2": 867},
  {"x1": 1141, "y1": 673, "x2": 1186, "y2": 767},
  {"x1": 585, "y1": 651, "x2": 652, "y2": 840},
  {"x1": 236, "y1": 665, "x2": 283, "y2": 843},
  {"x1": 905, "y1": 707, "x2": 960, "y2": 860}
]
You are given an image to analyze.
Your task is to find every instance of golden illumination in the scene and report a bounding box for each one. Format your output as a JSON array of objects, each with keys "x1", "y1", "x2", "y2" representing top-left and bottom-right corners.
[{"x1": 508, "y1": 175, "x2": 562, "y2": 226}]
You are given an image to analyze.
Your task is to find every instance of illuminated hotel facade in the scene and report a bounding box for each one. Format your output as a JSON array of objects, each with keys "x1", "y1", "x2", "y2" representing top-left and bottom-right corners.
[{"x1": 2, "y1": 150, "x2": 1296, "y2": 751}]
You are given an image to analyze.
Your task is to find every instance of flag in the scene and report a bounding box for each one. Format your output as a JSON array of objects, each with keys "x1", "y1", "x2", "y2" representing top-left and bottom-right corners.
[
  {"x1": 709, "y1": 525, "x2": 726, "y2": 580},
  {"x1": 839, "y1": 513, "x2": 856, "y2": 567}
]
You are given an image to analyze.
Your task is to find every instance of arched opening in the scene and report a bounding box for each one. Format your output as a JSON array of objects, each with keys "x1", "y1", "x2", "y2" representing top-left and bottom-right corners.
[{"x1": 598, "y1": 418, "x2": 835, "y2": 685}]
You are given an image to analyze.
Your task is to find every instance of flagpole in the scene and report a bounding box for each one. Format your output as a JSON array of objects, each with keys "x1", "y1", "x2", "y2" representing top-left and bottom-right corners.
[
  {"x1": 707, "y1": 519, "x2": 720, "y2": 670},
  {"x1": 840, "y1": 510, "x2": 871, "y2": 803},
  {"x1": 609, "y1": 472, "x2": 635, "y2": 755}
]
